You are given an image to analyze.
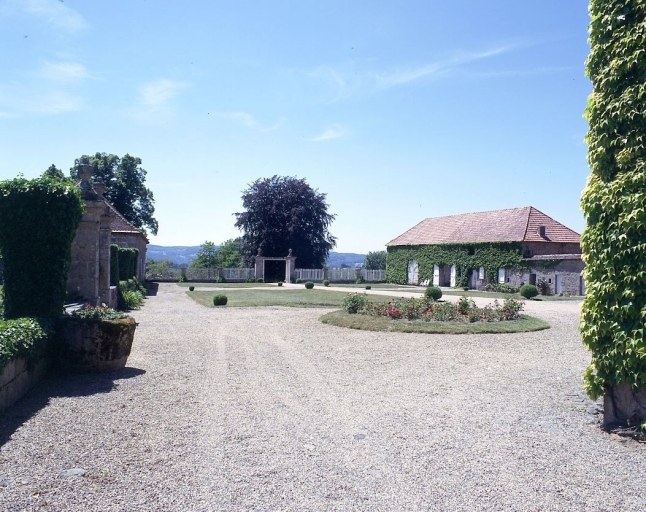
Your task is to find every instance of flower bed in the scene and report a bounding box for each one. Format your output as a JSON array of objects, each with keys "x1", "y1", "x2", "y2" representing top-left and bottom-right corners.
[{"x1": 343, "y1": 294, "x2": 524, "y2": 323}]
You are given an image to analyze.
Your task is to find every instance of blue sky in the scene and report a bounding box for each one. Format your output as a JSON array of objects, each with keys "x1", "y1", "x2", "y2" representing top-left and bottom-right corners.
[{"x1": 0, "y1": 0, "x2": 591, "y2": 253}]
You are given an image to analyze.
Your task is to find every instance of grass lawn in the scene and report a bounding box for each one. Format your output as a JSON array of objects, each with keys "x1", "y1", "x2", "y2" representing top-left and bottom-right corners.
[
  {"x1": 177, "y1": 282, "x2": 274, "y2": 288},
  {"x1": 320, "y1": 311, "x2": 550, "y2": 334},
  {"x1": 187, "y1": 288, "x2": 395, "y2": 308}
]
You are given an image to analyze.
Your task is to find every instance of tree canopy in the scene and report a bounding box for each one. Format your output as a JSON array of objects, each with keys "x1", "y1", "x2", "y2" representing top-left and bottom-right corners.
[
  {"x1": 191, "y1": 241, "x2": 219, "y2": 268},
  {"x1": 235, "y1": 176, "x2": 336, "y2": 268},
  {"x1": 71, "y1": 153, "x2": 158, "y2": 235},
  {"x1": 580, "y1": 0, "x2": 646, "y2": 413},
  {"x1": 363, "y1": 250, "x2": 386, "y2": 270}
]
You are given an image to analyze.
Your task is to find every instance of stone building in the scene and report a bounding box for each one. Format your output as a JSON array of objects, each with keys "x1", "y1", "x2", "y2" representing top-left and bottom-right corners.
[
  {"x1": 67, "y1": 166, "x2": 148, "y2": 306},
  {"x1": 387, "y1": 206, "x2": 584, "y2": 295}
]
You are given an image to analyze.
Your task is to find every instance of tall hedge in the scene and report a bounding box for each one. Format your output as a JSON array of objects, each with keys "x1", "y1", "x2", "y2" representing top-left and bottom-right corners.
[
  {"x1": 580, "y1": 1, "x2": 646, "y2": 399},
  {"x1": 118, "y1": 247, "x2": 138, "y2": 281},
  {"x1": 110, "y1": 244, "x2": 120, "y2": 286},
  {"x1": 0, "y1": 177, "x2": 83, "y2": 318}
]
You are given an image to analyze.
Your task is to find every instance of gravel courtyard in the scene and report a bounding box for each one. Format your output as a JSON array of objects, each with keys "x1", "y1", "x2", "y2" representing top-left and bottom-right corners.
[{"x1": 1, "y1": 283, "x2": 645, "y2": 511}]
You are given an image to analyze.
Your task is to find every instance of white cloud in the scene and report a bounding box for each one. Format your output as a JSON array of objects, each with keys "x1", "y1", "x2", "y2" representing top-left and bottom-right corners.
[
  {"x1": 39, "y1": 60, "x2": 90, "y2": 83},
  {"x1": 376, "y1": 45, "x2": 515, "y2": 88},
  {"x1": 308, "y1": 124, "x2": 347, "y2": 142},
  {"x1": 20, "y1": 0, "x2": 88, "y2": 32},
  {"x1": 139, "y1": 79, "x2": 189, "y2": 109},
  {"x1": 214, "y1": 111, "x2": 281, "y2": 132}
]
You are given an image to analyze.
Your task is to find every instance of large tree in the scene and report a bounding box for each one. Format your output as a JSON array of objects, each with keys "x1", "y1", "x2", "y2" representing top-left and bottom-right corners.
[
  {"x1": 363, "y1": 250, "x2": 387, "y2": 270},
  {"x1": 580, "y1": 0, "x2": 646, "y2": 425},
  {"x1": 235, "y1": 176, "x2": 336, "y2": 268},
  {"x1": 190, "y1": 241, "x2": 219, "y2": 268},
  {"x1": 71, "y1": 153, "x2": 158, "y2": 235}
]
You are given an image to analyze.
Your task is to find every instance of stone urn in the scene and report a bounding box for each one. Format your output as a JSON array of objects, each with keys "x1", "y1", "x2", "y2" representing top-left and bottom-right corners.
[{"x1": 55, "y1": 316, "x2": 137, "y2": 373}]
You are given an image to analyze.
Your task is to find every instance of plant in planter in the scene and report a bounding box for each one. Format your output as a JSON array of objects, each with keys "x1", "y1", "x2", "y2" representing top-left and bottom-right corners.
[{"x1": 55, "y1": 304, "x2": 137, "y2": 373}]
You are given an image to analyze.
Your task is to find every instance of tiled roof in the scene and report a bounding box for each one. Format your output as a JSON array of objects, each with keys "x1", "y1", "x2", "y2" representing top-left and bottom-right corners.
[
  {"x1": 106, "y1": 202, "x2": 148, "y2": 240},
  {"x1": 386, "y1": 207, "x2": 580, "y2": 246}
]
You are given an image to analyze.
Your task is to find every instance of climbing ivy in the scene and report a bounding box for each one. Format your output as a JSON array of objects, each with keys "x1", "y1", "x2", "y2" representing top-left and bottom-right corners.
[
  {"x1": 386, "y1": 243, "x2": 524, "y2": 287},
  {"x1": 580, "y1": 1, "x2": 646, "y2": 400},
  {"x1": 0, "y1": 176, "x2": 83, "y2": 318}
]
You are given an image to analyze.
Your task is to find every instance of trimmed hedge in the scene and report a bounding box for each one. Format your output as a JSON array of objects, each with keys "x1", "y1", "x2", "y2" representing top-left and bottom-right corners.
[
  {"x1": 110, "y1": 244, "x2": 120, "y2": 286},
  {"x1": 0, "y1": 177, "x2": 83, "y2": 318},
  {"x1": 213, "y1": 294, "x2": 228, "y2": 306},
  {"x1": 117, "y1": 247, "x2": 138, "y2": 281}
]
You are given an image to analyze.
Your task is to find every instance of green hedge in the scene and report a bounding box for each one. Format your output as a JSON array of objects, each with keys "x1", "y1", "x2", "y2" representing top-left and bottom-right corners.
[
  {"x1": 0, "y1": 317, "x2": 52, "y2": 371},
  {"x1": 0, "y1": 177, "x2": 83, "y2": 318},
  {"x1": 117, "y1": 247, "x2": 138, "y2": 281},
  {"x1": 580, "y1": 0, "x2": 646, "y2": 399},
  {"x1": 386, "y1": 243, "x2": 524, "y2": 287},
  {"x1": 110, "y1": 244, "x2": 120, "y2": 286}
]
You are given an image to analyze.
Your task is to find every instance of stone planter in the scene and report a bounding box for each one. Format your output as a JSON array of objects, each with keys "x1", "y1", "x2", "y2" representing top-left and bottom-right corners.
[
  {"x1": 603, "y1": 384, "x2": 646, "y2": 427},
  {"x1": 56, "y1": 316, "x2": 137, "y2": 373}
]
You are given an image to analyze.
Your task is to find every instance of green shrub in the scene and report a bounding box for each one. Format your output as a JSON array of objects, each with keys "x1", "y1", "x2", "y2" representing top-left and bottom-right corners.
[
  {"x1": 536, "y1": 278, "x2": 551, "y2": 296},
  {"x1": 295, "y1": 278, "x2": 303, "y2": 284},
  {"x1": 118, "y1": 247, "x2": 138, "y2": 281},
  {"x1": 520, "y1": 284, "x2": 539, "y2": 299},
  {"x1": 305, "y1": 281, "x2": 314, "y2": 289},
  {"x1": 365, "y1": 285, "x2": 371, "y2": 290},
  {"x1": 355, "y1": 276, "x2": 364, "y2": 284},
  {"x1": 323, "y1": 279, "x2": 330, "y2": 287},
  {"x1": 213, "y1": 294, "x2": 228, "y2": 306},
  {"x1": 188, "y1": 286, "x2": 195, "y2": 291},
  {"x1": 69, "y1": 304, "x2": 127, "y2": 321},
  {"x1": 277, "y1": 281, "x2": 283, "y2": 287},
  {"x1": 424, "y1": 286, "x2": 442, "y2": 301},
  {"x1": 256, "y1": 278, "x2": 264, "y2": 283},
  {"x1": 0, "y1": 176, "x2": 83, "y2": 318},
  {"x1": 342, "y1": 293, "x2": 369, "y2": 314},
  {"x1": 118, "y1": 280, "x2": 144, "y2": 310},
  {"x1": 0, "y1": 317, "x2": 52, "y2": 370}
]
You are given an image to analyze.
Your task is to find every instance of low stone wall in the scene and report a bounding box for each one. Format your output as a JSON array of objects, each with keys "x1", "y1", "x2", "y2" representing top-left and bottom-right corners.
[{"x1": 0, "y1": 357, "x2": 48, "y2": 415}]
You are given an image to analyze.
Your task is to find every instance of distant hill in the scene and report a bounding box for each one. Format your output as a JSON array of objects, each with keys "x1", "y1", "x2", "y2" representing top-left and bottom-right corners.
[{"x1": 147, "y1": 245, "x2": 365, "y2": 268}]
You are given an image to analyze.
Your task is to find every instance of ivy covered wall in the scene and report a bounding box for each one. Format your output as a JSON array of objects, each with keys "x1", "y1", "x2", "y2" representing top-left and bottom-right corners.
[{"x1": 386, "y1": 243, "x2": 524, "y2": 286}]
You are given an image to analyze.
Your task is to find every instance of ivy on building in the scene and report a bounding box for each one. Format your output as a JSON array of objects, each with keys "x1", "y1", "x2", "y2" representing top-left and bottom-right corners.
[{"x1": 386, "y1": 243, "x2": 525, "y2": 287}]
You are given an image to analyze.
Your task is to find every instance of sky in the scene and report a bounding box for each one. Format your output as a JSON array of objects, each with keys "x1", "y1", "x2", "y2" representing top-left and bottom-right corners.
[{"x1": 0, "y1": 0, "x2": 592, "y2": 254}]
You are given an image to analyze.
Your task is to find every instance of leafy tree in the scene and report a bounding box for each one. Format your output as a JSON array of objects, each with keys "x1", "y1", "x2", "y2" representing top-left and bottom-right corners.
[
  {"x1": 71, "y1": 153, "x2": 158, "y2": 235},
  {"x1": 42, "y1": 164, "x2": 66, "y2": 180},
  {"x1": 235, "y1": 176, "x2": 336, "y2": 268},
  {"x1": 363, "y1": 250, "x2": 386, "y2": 270},
  {"x1": 191, "y1": 241, "x2": 219, "y2": 268},
  {"x1": 215, "y1": 238, "x2": 242, "y2": 268},
  {"x1": 580, "y1": 0, "x2": 646, "y2": 423}
]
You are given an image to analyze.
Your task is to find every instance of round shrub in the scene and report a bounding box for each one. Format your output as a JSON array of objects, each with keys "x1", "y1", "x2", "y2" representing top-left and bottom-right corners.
[
  {"x1": 295, "y1": 278, "x2": 303, "y2": 284},
  {"x1": 520, "y1": 285, "x2": 538, "y2": 300},
  {"x1": 342, "y1": 293, "x2": 369, "y2": 314},
  {"x1": 213, "y1": 294, "x2": 228, "y2": 306},
  {"x1": 277, "y1": 281, "x2": 283, "y2": 287},
  {"x1": 424, "y1": 286, "x2": 442, "y2": 301},
  {"x1": 305, "y1": 281, "x2": 314, "y2": 289},
  {"x1": 256, "y1": 278, "x2": 264, "y2": 283},
  {"x1": 323, "y1": 279, "x2": 330, "y2": 287},
  {"x1": 188, "y1": 286, "x2": 195, "y2": 291},
  {"x1": 365, "y1": 285, "x2": 371, "y2": 290}
]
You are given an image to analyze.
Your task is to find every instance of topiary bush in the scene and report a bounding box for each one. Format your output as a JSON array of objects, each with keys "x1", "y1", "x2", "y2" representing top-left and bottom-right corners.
[
  {"x1": 188, "y1": 286, "x2": 195, "y2": 291},
  {"x1": 118, "y1": 247, "x2": 138, "y2": 281},
  {"x1": 277, "y1": 281, "x2": 283, "y2": 287},
  {"x1": 295, "y1": 278, "x2": 303, "y2": 284},
  {"x1": 424, "y1": 286, "x2": 442, "y2": 301},
  {"x1": 323, "y1": 279, "x2": 330, "y2": 287},
  {"x1": 110, "y1": 244, "x2": 120, "y2": 286},
  {"x1": 365, "y1": 285, "x2": 371, "y2": 290},
  {"x1": 0, "y1": 176, "x2": 84, "y2": 318},
  {"x1": 305, "y1": 281, "x2": 314, "y2": 289},
  {"x1": 519, "y1": 284, "x2": 538, "y2": 300},
  {"x1": 213, "y1": 294, "x2": 228, "y2": 306}
]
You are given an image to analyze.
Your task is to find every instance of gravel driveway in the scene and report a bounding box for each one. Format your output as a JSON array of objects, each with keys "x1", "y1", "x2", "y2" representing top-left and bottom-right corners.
[{"x1": 1, "y1": 283, "x2": 644, "y2": 511}]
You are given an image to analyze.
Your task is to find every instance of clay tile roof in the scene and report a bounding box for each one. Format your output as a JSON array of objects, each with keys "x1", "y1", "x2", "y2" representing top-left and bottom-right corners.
[
  {"x1": 386, "y1": 206, "x2": 580, "y2": 246},
  {"x1": 105, "y1": 202, "x2": 148, "y2": 241}
]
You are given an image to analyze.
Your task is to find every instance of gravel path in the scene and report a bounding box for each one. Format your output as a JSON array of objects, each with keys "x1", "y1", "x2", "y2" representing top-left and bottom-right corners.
[{"x1": 1, "y1": 283, "x2": 644, "y2": 511}]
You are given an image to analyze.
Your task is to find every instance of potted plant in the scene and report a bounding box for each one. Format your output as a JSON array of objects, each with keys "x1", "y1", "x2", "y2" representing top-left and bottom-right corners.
[{"x1": 55, "y1": 304, "x2": 137, "y2": 373}]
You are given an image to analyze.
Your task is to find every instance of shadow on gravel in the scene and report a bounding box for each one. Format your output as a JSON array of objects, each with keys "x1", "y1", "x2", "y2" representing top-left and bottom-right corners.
[{"x1": 0, "y1": 366, "x2": 146, "y2": 447}]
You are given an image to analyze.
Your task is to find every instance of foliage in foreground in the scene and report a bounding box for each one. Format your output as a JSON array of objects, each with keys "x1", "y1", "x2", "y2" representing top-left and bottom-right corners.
[
  {"x1": 118, "y1": 279, "x2": 145, "y2": 310},
  {"x1": 69, "y1": 304, "x2": 128, "y2": 321},
  {"x1": 342, "y1": 293, "x2": 525, "y2": 323},
  {"x1": 0, "y1": 318, "x2": 52, "y2": 370},
  {"x1": 580, "y1": 0, "x2": 646, "y2": 399}
]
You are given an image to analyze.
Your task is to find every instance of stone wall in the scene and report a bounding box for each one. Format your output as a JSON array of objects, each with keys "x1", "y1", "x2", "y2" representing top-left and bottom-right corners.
[
  {"x1": 0, "y1": 357, "x2": 48, "y2": 415},
  {"x1": 509, "y1": 259, "x2": 585, "y2": 295}
]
